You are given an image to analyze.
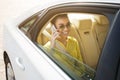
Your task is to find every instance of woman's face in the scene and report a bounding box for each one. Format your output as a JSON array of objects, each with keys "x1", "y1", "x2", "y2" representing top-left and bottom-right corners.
[{"x1": 54, "y1": 17, "x2": 70, "y2": 38}]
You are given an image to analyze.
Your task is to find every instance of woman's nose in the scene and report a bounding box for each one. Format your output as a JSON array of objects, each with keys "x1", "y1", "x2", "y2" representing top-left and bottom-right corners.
[{"x1": 64, "y1": 26, "x2": 69, "y2": 31}]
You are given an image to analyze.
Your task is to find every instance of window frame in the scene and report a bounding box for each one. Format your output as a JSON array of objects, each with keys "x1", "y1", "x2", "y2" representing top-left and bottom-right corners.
[
  {"x1": 19, "y1": 2, "x2": 120, "y2": 80},
  {"x1": 19, "y1": 9, "x2": 45, "y2": 38}
]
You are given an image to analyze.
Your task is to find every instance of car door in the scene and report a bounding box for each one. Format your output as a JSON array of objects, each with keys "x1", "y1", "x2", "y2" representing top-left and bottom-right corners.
[
  {"x1": 20, "y1": 2, "x2": 120, "y2": 80},
  {"x1": 95, "y1": 10, "x2": 120, "y2": 80}
]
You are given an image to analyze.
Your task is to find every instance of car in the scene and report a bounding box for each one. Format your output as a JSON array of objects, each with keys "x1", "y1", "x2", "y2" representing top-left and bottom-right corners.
[{"x1": 3, "y1": 0, "x2": 120, "y2": 80}]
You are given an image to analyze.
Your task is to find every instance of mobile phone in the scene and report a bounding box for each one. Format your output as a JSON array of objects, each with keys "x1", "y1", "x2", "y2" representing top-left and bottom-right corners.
[
  {"x1": 51, "y1": 25, "x2": 57, "y2": 33},
  {"x1": 51, "y1": 25, "x2": 61, "y2": 39}
]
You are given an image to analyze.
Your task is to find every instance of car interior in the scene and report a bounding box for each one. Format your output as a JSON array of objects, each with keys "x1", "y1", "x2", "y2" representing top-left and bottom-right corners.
[
  {"x1": 18, "y1": 12, "x2": 110, "y2": 79},
  {"x1": 37, "y1": 13, "x2": 109, "y2": 70}
]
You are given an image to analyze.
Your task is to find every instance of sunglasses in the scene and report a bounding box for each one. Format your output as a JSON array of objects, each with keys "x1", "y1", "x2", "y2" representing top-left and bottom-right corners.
[{"x1": 58, "y1": 22, "x2": 71, "y2": 29}]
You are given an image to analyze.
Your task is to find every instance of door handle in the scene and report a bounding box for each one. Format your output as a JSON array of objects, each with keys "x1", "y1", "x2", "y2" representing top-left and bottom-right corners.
[{"x1": 16, "y1": 57, "x2": 25, "y2": 71}]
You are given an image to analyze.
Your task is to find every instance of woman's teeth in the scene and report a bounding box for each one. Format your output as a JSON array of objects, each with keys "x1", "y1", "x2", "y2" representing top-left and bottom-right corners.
[{"x1": 63, "y1": 32, "x2": 68, "y2": 34}]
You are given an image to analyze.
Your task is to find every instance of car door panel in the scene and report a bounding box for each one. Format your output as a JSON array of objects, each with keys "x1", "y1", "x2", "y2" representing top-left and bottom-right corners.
[{"x1": 95, "y1": 10, "x2": 120, "y2": 80}]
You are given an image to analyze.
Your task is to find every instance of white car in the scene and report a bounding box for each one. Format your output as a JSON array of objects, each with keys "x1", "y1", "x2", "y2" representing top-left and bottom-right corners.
[{"x1": 3, "y1": 0, "x2": 120, "y2": 80}]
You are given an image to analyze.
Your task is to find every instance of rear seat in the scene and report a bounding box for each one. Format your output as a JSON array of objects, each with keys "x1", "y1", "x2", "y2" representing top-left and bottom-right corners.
[
  {"x1": 72, "y1": 19, "x2": 100, "y2": 69},
  {"x1": 93, "y1": 15, "x2": 109, "y2": 50},
  {"x1": 37, "y1": 23, "x2": 52, "y2": 45}
]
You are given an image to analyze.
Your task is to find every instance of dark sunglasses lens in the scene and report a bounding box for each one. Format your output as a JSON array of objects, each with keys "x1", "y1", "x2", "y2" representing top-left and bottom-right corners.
[
  {"x1": 60, "y1": 25, "x2": 65, "y2": 29},
  {"x1": 67, "y1": 22, "x2": 71, "y2": 27}
]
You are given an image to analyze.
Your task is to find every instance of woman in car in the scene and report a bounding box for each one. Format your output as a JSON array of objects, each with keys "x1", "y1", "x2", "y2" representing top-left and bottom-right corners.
[{"x1": 44, "y1": 14, "x2": 83, "y2": 63}]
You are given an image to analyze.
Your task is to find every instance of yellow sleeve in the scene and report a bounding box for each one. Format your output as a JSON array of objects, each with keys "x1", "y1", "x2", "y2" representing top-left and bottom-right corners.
[
  {"x1": 66, "y1": 36, "x2": 83, "y2": 62},
  {"x1": 76, "y1": 40, "x2": 83, "y2": 62}
]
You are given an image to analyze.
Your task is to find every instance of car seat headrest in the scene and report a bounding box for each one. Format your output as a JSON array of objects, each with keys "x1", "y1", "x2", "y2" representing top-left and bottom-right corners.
[
  {"x1": 94, "y1": 15, "x2": 109, "y2": 25},
  {"x1": 78, "y1": 19, "x2": 92, "y2": 30}
]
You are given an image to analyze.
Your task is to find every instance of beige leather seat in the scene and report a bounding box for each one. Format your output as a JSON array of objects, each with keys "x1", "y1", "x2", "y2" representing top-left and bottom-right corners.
[
  {"x1": 37, "y1": 23, "x2": 52, "y2": 45},
  {"x1": 72, "y1": 19, "x2": 100, "y2": 69},
  {"x1": 93, "y1": 15, "x2": 109, "y2": 50}
]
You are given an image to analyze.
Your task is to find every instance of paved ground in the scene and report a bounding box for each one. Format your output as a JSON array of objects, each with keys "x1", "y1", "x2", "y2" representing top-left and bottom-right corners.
[{"x1": 0, "y1": 0, "x2": 48, "y2": 80}]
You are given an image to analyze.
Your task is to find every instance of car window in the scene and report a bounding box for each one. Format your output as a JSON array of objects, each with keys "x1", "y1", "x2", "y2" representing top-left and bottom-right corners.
[
  {"x1": 19, "y1": 9, "x2": 45, "y2": 34},
  {"x1": 36, "y1": 13, "x2": 110, "y2": 80},
  {"x1": 19, "y1": 17, "x2": 37, "y2": 33}
]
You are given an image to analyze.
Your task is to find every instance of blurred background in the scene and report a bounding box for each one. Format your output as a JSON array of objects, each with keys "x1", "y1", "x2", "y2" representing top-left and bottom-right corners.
[{"x1": 0, "y1": 0, "x2": 48, "y2": 80}]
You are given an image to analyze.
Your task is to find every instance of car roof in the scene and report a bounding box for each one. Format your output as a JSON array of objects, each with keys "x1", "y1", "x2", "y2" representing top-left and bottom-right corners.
[
  {"x1": 38, "y1": 0, "x2": 120, "y2": 9},
  {"x1": 13, "y1": 0, "x2": 120, "y2": 26},
  {"x1": 44, "y1": 0, "x2": 120, "y2": 6},
  {"x1": 55, "y1": 0, "x2": 120, "y2": 3}
]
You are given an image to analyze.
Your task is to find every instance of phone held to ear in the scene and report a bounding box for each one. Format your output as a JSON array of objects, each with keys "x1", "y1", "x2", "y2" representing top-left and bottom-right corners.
[
  {"x1": 51, "y1": 25, "x2": 61, "y2": 39},
  {"x1": 51, "y1": 25, "x2": 57, "y2": 32}
]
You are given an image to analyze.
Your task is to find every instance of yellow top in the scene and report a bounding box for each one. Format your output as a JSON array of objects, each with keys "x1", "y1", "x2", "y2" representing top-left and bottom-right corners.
[{"x1": 44, "y1": 36, "x2": 83, "y2": 62}]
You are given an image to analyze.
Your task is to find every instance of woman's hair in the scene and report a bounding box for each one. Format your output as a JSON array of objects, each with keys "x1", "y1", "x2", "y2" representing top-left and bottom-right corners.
[{"x1": 51, "y1": 14, "x2": 68, "y2": 25}]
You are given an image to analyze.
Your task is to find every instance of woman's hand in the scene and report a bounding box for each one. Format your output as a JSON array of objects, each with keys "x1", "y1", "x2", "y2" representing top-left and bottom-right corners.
[{"x1": 50, "y1": 30, "x2": 60, "y2": 48}]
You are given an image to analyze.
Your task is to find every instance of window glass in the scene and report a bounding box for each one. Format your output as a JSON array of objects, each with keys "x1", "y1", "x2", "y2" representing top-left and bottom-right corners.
[
  {"x1": 19, "y1": 9, "x2": 45, "y2": 33},
  {"x1": 36, "y1": 13, "x2": 109, "y2": 80},
  {"x1": 19, "y1": 17, "x2": 37, "y2": 33}
]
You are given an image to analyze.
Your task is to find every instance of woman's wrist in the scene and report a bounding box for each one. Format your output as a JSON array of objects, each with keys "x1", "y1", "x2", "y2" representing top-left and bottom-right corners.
[{"x1": 50, "y1": 39, "x2": 55, "y2": 48}]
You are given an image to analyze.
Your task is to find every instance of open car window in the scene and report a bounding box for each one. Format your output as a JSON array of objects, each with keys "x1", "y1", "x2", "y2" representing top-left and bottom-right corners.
[
  {"x1": 36, "y1": 13, "x2": 109, "y2": 80},
  {"x1": 37, "y1": 43, "x2": 95, "y2": 80}
]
